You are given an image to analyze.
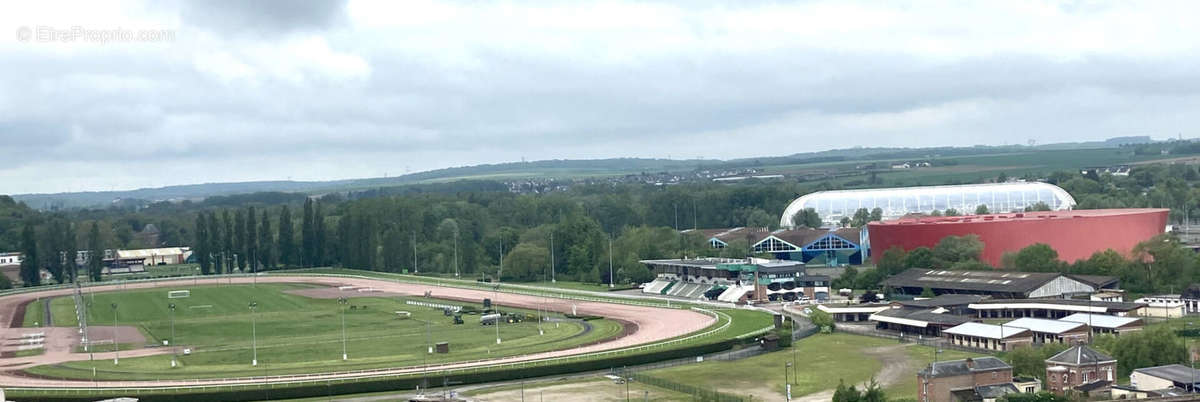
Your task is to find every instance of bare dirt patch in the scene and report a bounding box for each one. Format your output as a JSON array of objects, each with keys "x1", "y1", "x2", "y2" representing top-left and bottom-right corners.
[{"x1": 85, "y1": 326, "x2": 146, "y2": 345}]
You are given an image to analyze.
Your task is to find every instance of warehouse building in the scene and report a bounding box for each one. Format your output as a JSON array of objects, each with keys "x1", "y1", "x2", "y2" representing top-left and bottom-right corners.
[
  {"x1": 942, "y1": 322, "x2": 1033, "y2": 351},
  {"x1": 1131, "y1": 364, "x2": 1200, "y2": 392},
  {"x1": 868, "y1": 208, "x2": 1168, "y2": 266},
  {"x1": 1059, "y1": 313, "x2": 1143, "y2": 335},
  {"x1": 869, "y1": 306, "x2": 975, "y2": 337},
  {"x1": 1003, "y1": 317, "x2": 1090, "y2": 345},
  {"x1": 688, "y1": 227, "x2": 866, "y2": 266},
  {"x1": 882, "y1": 268, "x2": 1114, "y2": 299},
  {"x1": 969, "y1": 299, "x2": 1146, "y2": 319}
]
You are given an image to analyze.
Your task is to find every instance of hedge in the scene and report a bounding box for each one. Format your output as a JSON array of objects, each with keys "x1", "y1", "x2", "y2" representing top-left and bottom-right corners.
[{"x1": 11, "y1": 339, "x2": 736, "y2": 401}]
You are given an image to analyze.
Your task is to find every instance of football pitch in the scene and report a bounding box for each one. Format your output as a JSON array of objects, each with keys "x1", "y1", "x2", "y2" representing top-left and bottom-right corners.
[{"x1": 29, "y1": 283, "x2": 622, "y2": 380}]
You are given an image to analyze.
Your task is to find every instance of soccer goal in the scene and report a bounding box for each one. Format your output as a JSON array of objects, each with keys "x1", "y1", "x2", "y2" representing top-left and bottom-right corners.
[{"x1": 167, "y1": 290, "x2": 191, "y2": 299}]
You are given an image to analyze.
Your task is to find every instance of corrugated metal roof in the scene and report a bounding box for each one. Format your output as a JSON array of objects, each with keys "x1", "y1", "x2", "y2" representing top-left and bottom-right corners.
[
  {"x1": 943, "y1": 322, "x2": 1029, "y2": 339},
  {"x1": 1060, "y1": 313, "x2": 1141, "y2": 329},
  {"x1": 1004, "y1": 317, "x2": 1086, "y2": 334},
  {"x1": 116, "y1": 247, "x2": 189, "y2": 258}
]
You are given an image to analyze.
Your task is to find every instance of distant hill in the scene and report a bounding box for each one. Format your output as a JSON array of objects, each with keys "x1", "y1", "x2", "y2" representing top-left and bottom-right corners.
[{"x1": 6, "y1": 136, "x2": 1176, "y2": 209}]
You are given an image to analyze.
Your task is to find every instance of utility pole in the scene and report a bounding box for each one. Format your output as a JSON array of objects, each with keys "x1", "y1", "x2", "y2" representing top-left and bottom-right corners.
[
  {"x1": 249, "y1": 302, "x2": 258, "y2": 366},
  {"x1": 169, "y1": 303, "x2": 177, "y2": 368},
  {"x1": 111, "y1": 303, "x2": 119, "y2": 365},
  {"x1": 338, "y1": 297, "x2": 348, "y2": 360},
  {"x1": 412, "y1": 231, "x2": 418, "y2": 274}
]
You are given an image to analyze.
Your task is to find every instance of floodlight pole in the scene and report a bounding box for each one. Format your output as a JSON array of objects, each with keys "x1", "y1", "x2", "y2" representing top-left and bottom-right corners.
[
  {"x1": 111, "y1": 303, "x2": 119, "y2": 365},
  {"x1": 249, "y1": 302, "x2": 258, "y2": 366},
  {"x1": 412, "y1": 231, "x2": 418, "y2": 274},
  {"x1": 608, "y1": 236, "x2": 614, "y2": 288},
  {"x1": 338, "y1": 297, "x2": 348, "y2": 360},
  {"x1": 169, "y1": 303, "x2": 177, "y2": 368}
]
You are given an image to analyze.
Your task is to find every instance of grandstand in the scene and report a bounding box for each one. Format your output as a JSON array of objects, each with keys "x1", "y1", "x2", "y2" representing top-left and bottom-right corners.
[{"x1": 639, "y1": 257, "x2": 828, "y2": 302}]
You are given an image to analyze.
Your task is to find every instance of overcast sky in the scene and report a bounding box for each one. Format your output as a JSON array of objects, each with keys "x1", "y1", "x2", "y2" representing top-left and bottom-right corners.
[{"x1": 3, "y1": 1, "x2": 1200, "y2": 194}]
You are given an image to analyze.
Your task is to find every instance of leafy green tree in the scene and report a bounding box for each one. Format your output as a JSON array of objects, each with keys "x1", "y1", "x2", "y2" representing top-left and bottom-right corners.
[
  {"x1": 208, "y1": 212, "x2": 223, "y2": 274},
  {"x1": 301, "y1": 198, "x2": 314, "y2": 267},
  {"x1": 851, "y1": 208, "x2": 872, "y2": 227},
  {"x1": 19, "y1": 222, "x2": 40, "y2": 286},
  {"x1": 839, "y1": 217, "x2": 851, "y2": 227},
  {"x1": 1004, "y1": 343, "x2": 1068, "y2": 382},
  {"x1": 62, "y1": 221, "x2": 77, "y2": 282},
  {"x1": 1093, "y1": 327, "x2": 1188, "y2": 377},
  {"x1": 932, "y1": 234, "x2": 984, "y2": 268},
  {"x1": 974, "y1": 204, "x2": 990, "y2": 215},
  {"x1": 502, "y1": 242, "x2": 550, "y2": 281},
  {"x1": 246, "y1": 206, "x2": 258, "y2": 271},
  {"x1": 877, "y1": 246, "x2": 908, "y2": 276},
  {"x1": 277, "y1": 205, "x2": 294, "y2": 268},
  {"x1": 869, "y1": 207, "x2": 883, "y2": 222},
  {"x1": 944, "y1": 208, "x2": 960, "y2": 216},
  {"x1": 920, "y1": 287, "x2": 935, "y2": 298},
  {"x1": 809, "y1": 309, "x2": 835, "y2": 331},
  {"x1": 746, "y1": 208, "x2": 777, "y2": 229},
  {"x1": 87, "y1": 221, "x2": 104, "y2": 282},
  {"x1": 1024, "y1": 201, "x2": 1052, "y2": 212},
  {"x1": 0, "y1": 273, "x2": 11, "y2": 289},
  {"x1": 792, "y1": 208, "x2": 822, "y2": 229},
  {"x1": 1013, "y1": 243, "x2": 1063, "y2": 272},
  {"x1": 194, "y1": 213, "x2": 210, "y2": 275},
  {"x1": 222, "y1": 210, "x2": 233, "y2": 270},
  {"x1": 905, "y1": 247, "x2": 934, "y2": 268},
  {"x1": 258, "y1": 210, "x2": 273, "y2": 269},
  {"x1": 313, "y1": 201, "x2": 326, "y2": 266},
  {"x1": 234, "y1": 210, "x2": 246, "y2": 271}
]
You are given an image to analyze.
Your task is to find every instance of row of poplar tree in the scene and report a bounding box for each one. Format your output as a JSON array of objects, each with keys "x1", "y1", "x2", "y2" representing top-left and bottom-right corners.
[{"x1": 192, "y1": 198, "x2": 327, "y2": 274}]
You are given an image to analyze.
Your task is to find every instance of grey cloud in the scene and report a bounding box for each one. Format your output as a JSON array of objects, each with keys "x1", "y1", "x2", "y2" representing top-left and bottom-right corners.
[{"x1": 178, "y1": 0, "x2": 348, "y2": 35}]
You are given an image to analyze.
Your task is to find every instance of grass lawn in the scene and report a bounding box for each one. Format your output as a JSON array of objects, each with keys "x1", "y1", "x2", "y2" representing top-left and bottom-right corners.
[
  {"x1": 525, "y1": 281, "x2": 636, "y2": 292},
  {"x1": 647, "y1": 333, "x2": 984, "y2": 400},
  {"x1": 14, "y1": 348, "x2": 45, "y2": 357},
  {"x1": 28, "y1": 283, "x2": 622, "y2": 380},
  {"x1": 463, "y1": 376, "x2": 694, "y2": 402},
  {"x1": 49, "y1": 296, "x2": 79, "y2": 327},
  {"x1": 23, "y1": 298, "x2": 44, "y2": 327}
]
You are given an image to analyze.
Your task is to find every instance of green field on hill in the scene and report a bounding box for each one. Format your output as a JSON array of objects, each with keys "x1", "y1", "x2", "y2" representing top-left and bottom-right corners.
[{"x1": 27, "y1": 283, "x2": 622, "y2": 380}]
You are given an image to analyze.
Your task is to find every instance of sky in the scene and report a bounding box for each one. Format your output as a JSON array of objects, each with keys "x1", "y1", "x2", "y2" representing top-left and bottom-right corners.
[{"x1": 3, "y1": 0, "x2": 1200, "y2": 194}]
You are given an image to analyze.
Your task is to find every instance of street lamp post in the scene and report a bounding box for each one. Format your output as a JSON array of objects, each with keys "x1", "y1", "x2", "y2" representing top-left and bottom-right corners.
[
  {"x1": 169, "y1": 303, "x2": 177, "y2": 368},
  {"x1": 785, "y1": 361, "x2": 793, "y2": 401},
  {"x1": 338, "y1": 297, "x2": 348, "y2": 360},
  {"x1": 249, "y1": 302, "x2": 258, "y2": 366},
  {"x1": 111, "y1": 303, "x2": 119, "y2": 365}
]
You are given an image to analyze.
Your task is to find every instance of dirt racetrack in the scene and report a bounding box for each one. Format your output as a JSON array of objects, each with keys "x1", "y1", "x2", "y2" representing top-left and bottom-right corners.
[{"x1": 0, "y1": 275, "x2": 716, "y2": 388}]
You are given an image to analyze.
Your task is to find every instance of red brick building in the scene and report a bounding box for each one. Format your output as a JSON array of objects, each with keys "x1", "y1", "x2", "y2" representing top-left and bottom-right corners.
[
  {"x1": 1045, "y1": 345, "x2": 1116, "y2": 395},
  {"x1": 918, "y1": 357, "x2": 1017, "y2": 402}
]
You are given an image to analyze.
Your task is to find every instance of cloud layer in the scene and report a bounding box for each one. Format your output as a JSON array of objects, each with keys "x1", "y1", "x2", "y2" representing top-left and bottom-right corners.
[{"x1": 3, "y1": 0, "x2": 1200, "y2": 193}]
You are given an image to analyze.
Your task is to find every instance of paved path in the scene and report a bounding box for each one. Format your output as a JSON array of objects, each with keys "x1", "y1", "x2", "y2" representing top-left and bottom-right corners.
[{"x1": 0, "y1": 275, "x2": 715, "y2": 389}]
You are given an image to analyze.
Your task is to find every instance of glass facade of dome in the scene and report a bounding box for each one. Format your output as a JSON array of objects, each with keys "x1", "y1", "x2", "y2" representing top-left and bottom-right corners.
[{"x1": 780, "y1": 182, "x2": 1076, "y2": 227}]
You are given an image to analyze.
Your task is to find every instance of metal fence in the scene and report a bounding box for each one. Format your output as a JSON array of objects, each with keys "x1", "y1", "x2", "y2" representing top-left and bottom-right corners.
[
  {"x1": 615, "y1": 368, "x2": 749, "y2": 402},
  {"x1": 834, "y1": 323, "x2": 984, "y2": 353}
]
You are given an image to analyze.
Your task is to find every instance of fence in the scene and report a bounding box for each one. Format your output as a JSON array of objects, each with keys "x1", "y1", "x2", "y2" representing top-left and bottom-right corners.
[
  {"x1": 834, "y1": 323, "x2": 985, "y2": 353},
  {"x1": 616, "y1": 369, "x2": 748, "y2": 402}
]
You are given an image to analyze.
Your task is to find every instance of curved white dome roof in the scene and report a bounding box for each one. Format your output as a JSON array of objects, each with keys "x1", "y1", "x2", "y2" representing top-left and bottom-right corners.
[{"x1": 780, "y1": 182, "x2": 1076, "y2": 228}]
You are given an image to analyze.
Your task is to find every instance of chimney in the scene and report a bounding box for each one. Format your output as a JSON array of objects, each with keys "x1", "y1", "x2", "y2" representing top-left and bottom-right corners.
[{"x1": 965, "y1": 358, "x2": 975, "y2": 369}]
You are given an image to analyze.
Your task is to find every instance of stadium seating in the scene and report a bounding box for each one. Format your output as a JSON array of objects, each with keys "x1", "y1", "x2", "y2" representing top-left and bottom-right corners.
[
  {"x1": 717, "y1": 285, "x2": 753, "y2": 302},
  {"x1": 641, "y1": 278, "x2": 672, "y2": 294}
]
